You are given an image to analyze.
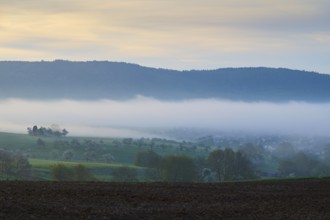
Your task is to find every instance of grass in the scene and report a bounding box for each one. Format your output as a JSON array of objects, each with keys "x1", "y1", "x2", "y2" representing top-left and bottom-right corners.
[
  {"x1": 29, "y1": 159, "x2": 143, "y2": 181},
  {"x1": 0, "y1": 132, "x2": 38, "y2": 149},
  {"x1": 232, "y1": 176, "x2": 330, "y2": 184},
  {"x1": 29, "y1": 159, "x2": 140, "y2": 168},
  {"x1": 0, "y1": 131, "x2": 208, "y2": 164},
  {"x1": 0, "y1": 131, "x2": 208, "y2": 181}
]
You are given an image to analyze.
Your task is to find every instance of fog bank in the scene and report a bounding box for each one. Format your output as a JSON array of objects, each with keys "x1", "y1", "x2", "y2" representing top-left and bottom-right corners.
[{"x1": 0, "y1": 97, "x2": 329, "y2": 137}]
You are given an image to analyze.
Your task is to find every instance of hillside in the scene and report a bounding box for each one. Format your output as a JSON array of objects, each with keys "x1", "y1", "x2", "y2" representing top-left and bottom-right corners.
[{"x1": 0, "y1": 60, "x2": 330, "y2": 102}]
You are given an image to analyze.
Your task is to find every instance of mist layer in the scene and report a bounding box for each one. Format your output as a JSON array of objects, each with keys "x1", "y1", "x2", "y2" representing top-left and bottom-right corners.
[{"x1": 0, "y1": 97, "x2": 329, "y2": 137}]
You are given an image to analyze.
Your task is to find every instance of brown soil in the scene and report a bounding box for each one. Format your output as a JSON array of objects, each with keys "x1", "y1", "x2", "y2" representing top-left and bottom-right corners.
[{"x1": 0, "y1": 179, "x2": 330, "y2": 219}]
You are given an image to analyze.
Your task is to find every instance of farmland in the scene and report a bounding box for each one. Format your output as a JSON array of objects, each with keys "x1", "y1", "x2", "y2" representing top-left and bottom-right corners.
[
  {"x1": 1, "y1": 130, "x2": 330, "y2": 182},
  {"x1": 1, "y1": 178, "x2": 330, "y2": 219},
  {"x1": 29, "y1": 159, "x2": 142, "y2": 181},
  {"x1": 0, "y1": 131, "x2": 208, "y2": 181}
]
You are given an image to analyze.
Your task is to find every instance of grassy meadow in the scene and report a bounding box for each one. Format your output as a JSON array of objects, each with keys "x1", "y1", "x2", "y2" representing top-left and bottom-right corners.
[
  {"x1": 0, "y1": 131, "x2": 207, "y2": 181},
  {"x1": 29, "y1": 159, "x2": 142, "y2": 181}
]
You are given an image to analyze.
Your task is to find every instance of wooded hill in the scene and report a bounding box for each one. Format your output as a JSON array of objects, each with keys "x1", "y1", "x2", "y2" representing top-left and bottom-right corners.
[{"x1": 1, "y1": 60, "x2": 329, "y2": 102}]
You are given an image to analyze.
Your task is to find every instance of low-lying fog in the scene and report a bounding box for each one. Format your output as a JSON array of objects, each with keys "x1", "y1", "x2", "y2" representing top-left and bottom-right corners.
[{"x1": 0, "y1": 96, "x2": 329, "y2": 137}]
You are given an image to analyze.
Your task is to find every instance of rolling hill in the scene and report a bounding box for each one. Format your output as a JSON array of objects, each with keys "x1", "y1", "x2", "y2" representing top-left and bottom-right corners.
[{"x1": 0, "y1": 60, "x2": 329, "y2": 102}]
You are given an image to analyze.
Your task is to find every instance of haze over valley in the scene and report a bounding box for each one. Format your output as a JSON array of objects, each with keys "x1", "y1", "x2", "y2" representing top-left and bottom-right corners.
[
  {"x1": 0, "y1": 61, "x2": 329, "y2": 138},
  {"x1": 0, "y1": 97, "x2": 330, "y2": 138}
]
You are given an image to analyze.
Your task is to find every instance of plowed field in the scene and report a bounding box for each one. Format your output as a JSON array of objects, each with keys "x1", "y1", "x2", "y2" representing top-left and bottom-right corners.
[{"x1": 1, "y1": 179, "x2": 330, "y2": 219}]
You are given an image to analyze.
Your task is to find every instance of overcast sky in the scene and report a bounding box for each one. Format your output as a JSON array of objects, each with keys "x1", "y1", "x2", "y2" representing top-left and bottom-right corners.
[{"x1": 1, "y1": 0, "x2": 329, "y2": 73}]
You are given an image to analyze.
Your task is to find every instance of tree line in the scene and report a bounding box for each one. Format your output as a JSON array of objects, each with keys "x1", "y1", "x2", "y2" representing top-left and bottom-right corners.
[
  {"x1": 27, "y1": 125, "x2": 68, "y2": 137},
  {"x1": 51, "y1": 164, "x2": 96, "y2": 181},
  {"x1": 49, "y1": 147, "x2": 254, "y2": 182},
  {"x1": 0, "y1": 149, "x2": 32, "y2": 180},
  {"x1": 134, "y1": 148, "x2": 254, "y2": 182}
]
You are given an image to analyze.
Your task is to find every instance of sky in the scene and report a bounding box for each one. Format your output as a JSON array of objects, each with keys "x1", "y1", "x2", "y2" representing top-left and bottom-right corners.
[{"x1": 0, "y1": 0, "x2": 330, "y2": 73}]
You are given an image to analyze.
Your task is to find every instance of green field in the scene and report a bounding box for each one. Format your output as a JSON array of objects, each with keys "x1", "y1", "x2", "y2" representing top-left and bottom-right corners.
[
  {"x1": 29, "y1": 159, "x2": 143, "y2": 181},
  {"x1": 3, "y1": 131, "x2": 313, "y2": 182},
  {"x1": 0, "y1": 131, "x2": 207, "y2": 162},
  {"x1": 0, "y1": 132, "x2": 205, "y2": 181}
]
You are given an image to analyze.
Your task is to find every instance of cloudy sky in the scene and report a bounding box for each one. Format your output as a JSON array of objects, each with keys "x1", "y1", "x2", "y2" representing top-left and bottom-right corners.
[{"x1": 1, "y1": 0, "x2": 329, "y2": 73}]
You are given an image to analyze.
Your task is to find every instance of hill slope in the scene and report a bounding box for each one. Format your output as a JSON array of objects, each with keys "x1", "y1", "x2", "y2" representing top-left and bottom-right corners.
[{"x1": 0, "y1": 60, "x2": 329, "y2": 102}]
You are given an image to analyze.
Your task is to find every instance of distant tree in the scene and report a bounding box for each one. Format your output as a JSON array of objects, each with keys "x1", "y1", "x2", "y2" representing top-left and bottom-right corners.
[
  {"x1": 70, "y1": 139, "x2": 81, "y2": 147},
  {"x1": 51, "y1": 164, "x2": 75, "y2": 181},
  {"x1": 240, "y1": 143, "x2": 265, "y2": 164},
  {"x1": 194, "y1": 156, "x2": 209, "y2": 182},
  {"x1": 0, "y1": 149, "x2": 32, "y2": 180},
  {"x1": 274, "y1": 142, "x2": 295, "y2": 159},
  {"x1": 111, "y1": 166, "x2": 137, "y2": 182},
  {"x1": 208, "y1": 149, "x2": 226, "y2": 181},
  {"x1": 123, "y1": 138, "x2": 133, "y2": 145},
  {"x1": 150, "y1": 141, "x2": 155, "y2": 149},
  {"x1": 134, "y1": 150, "x2": 162, "y2": 169},
  {"x1": 62, "y1": 150, "x2": 74, "y2": 161},
  {"x1": 278, "y1": 160, "x2": 296, "y2": 177},
  {"x1": 160, "y1": 155, "x2": 197, "y2": 182},
  {"x1": 32, "y1": 125, "x2": 39, "y2": 136},
  {"x1": 135, "y1": 150, "x2": 163, "y2": 181},
  {"x1": 27, "y1": 127, "x2": 33, "y2": 135},
  {"x1": 278, "y1": 151, "x2": 330, "y2": 177},
  {"x1": 49, "y1": 149, "x2": 60, "y2": 160},
  {"x1": 103, "y1": 154, "x2": 115, "y2": 163},
  {"x1": 234, "y1": 150, "x2": 255, "y2": 179},
  {"x1": 136, "y1": 138, "x2": 145, "y2": 147},
  {"x1": 208, "y1": 148, "x2": 254, "y2": 182},
  {"x1": 197, "y1": 136, "x2": 215, "y2": 148},
  {"x1": 51, "y1": 164, "x2": 96, "y2": 181},
  {"x1": 37, "y1": 138, "x2": 46, "y2": 147},
  {"x1": 27, "y1": 125, "x2": 69, "y2": 137},
  {"x1": 72, "y1": 164, "x2": 96, "y2": 181},
  {"x1": 84, "y1": 150, "x2": 97, "y2": 162},
  {"x1": 0, "y1": 149, "x2": 14, "y2": 179},
  {"x1": 292, "y1": 152, "x2": 315, "y2": 176},
  {"x1": 12, "y1": 154, "x2": 32, "y2": 180}
]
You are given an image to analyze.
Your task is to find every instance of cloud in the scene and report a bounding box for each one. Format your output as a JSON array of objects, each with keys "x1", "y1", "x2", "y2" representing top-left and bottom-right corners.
[
  {"x1": 0, "y1": 97, "x2": 329, "y2": 137},
  {"x1": 0, "y1": 0, "x2": 329, "y2": 73}
]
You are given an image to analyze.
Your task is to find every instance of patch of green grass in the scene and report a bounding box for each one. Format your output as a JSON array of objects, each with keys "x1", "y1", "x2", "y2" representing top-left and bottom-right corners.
[
  {"x1": 29, "y1": 159, "x2": 141, "y2": 168},
  {"x1": 1, "y1": 132, "x2": 206, "y2": 181},
  {"x1": 233, "y1": 176, "x2": 330, "y2": 183},
  {"x1": 30, "y1": 159, "x2": 143, "y2": 181},
  {"x1": 0, "y1": 132, "x2": 37, "y2": 149},
  {"x1": 0, "y1": 132, "x2": 206, "y2": 164}
]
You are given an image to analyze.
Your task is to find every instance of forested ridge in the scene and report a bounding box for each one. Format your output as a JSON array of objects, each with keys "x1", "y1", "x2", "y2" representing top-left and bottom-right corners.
[{"x1": 1, "y1": 60, "x2": 329, "y2": 102}]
